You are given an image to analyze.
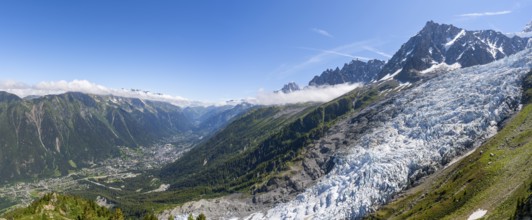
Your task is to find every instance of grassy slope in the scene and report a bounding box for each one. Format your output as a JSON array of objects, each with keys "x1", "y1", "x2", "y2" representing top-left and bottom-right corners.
[{"x1": 370, "y1": 72, "x2": 532, "y2": 219}]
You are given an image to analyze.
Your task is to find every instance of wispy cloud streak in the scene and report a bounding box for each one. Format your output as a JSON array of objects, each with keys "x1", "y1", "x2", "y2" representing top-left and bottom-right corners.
[
  {"x1": 311, "y1": 28, "x2": 334, "y2": 38},
  {"x1": 363, "y1": 46, "x2": 392, "y2": 58},
  {"x1": 273, "y1": 40, "x2": 380, "y2": 78},
  {"x1": 458, "y1": 10, "x2": 511, "y2": 17},
  {"x1": 298, "y1": 47, "x2": 371, "y2": 61}
]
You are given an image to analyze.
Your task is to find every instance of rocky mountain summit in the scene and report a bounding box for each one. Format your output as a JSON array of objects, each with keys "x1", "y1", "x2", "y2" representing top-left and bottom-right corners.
[
  {"x1": 299, "y1": 21, "x2": 530, "y2": 87},
  {"x1": 277, "y1": 82, "x2": 301, "y2": 93},
  {"x1": 523, "y1": 20, "x2": 532, "y2": 33},
  {"x1": 377, "y1": 21, "x2": 530, "y2": 82},
  {"x1": 309, "y1": 59, "x2": 385, "y2": 86}
]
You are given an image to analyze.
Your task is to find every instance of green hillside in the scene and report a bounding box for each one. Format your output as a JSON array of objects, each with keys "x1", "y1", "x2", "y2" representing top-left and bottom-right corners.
[
  {"x1": 156, "y1": 81, "x2": 397, "y2": 202},
  {"x1": 69, "y1": 102, "x2": 320, "y2": 216},
  {"x1": 1, "y1": 193, "x2": 123, "y2": 220},
  {"x1": 368, "y1": 71, "x2": 532, "y2": 219},
  {"x1": 0, "y1": 92, "x2": 193, "y2": 182}
]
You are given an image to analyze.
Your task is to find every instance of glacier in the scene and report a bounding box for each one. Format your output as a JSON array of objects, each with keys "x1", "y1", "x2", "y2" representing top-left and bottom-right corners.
[{"x1": 246, "y1": 49, "x2": 532, "y2": 220}]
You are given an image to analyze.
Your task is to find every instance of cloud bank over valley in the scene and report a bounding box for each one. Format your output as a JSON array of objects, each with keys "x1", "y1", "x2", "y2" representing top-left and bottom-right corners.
[{"x1": 0, "y1": 80, "x2": 359, "y2": 107}]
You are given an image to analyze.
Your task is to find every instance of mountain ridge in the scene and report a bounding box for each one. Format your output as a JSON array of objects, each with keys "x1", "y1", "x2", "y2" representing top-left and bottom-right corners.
[
  {"x1": 277, "y1": 82, "x2": 301, "y2": 93},
  {"x1": 377, "y1": 20, "x2": 530, "y2": 82},
  {"x1": 309, "y1": 59, "x2": 385, "y2": 86},
  {"x1": 0, "y1": 91, "x2": 248, "y2": 182}
]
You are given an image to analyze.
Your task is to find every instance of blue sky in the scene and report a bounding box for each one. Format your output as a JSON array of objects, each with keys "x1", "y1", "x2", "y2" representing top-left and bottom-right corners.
[{"x1": 0, "y1": 0, "x2": 530, "y2": 102}]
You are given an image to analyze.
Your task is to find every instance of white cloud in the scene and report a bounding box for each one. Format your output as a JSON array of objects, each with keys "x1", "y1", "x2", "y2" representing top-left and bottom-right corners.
[
  {"x1": 0, "y1": 80, "x2": 360, "y2": 107},
  {"x1": 311, "y1": 28, "x2": 334, "y2": 38},
  {"x1": 34, "y1": 80, "x2": 112, "y2": 95},
  {"x1": 247, "y1": 83, "x2": 360, "y2": 105},
  {"x1": 458, "y1": 10, "x2": 511, "y2": 17},
  {"x1": 299, "y1": 47, "x2": 371, "y2": 61},
  {"x1": 363, "y1": 46, "x2": 392, "y2": 58},
  {"x1": 0, "y1": 79, "x2": 207, "y2": 107}
]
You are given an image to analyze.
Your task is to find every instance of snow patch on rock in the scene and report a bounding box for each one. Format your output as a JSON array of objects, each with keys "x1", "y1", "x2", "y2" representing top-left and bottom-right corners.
[
  {"x1": 467, "y1": 209, "x2": 487, "y2": 220},
  {"x1": 444, "y1": 29, "x2": 466, "y2": 50},
  {"x1": 146, "y1": 184, "x2": 170, "y2": 193},
  {"x1": 420, "y1": 62, "x2": 461, "y2": 74},
  {"x1": 379, "y1": 69, "x2": 402, "y2": 81}
]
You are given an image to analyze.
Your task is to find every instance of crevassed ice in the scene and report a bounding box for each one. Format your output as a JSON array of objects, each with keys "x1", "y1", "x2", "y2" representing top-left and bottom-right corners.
[{"x1": 247, "y1": 49, "x2": 532, "y2": 220}]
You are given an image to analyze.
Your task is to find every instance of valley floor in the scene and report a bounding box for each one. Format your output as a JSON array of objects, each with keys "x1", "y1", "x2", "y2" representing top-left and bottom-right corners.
[{"x1": 0, "y1": 134, "x2": 197, "y2": 215}]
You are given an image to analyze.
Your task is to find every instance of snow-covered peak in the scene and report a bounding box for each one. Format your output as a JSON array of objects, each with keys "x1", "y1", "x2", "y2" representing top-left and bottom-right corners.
[
  {"x1": 505, "y1": 20, "x2": 532, "y2": 38},
  {"x1": 377, "y1": 21, "x2": 529, "y2": 82},
  {"x1": 523, "y1": 20, "x2": 532, "y2": 33}
]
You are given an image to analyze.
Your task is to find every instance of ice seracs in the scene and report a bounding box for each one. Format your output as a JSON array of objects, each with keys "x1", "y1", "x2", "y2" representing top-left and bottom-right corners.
[{"x1": 247, "y1": 49, "x2": 532, "y2": 219}]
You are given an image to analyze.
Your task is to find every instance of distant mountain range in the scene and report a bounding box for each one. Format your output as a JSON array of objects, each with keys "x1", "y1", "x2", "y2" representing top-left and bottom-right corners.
[
  {"x1": 0, "y1": 91, "x2": 249, "y2": 182},
  {"x1": 308, "y1": 59, "x2": 385, "y2": 86},
  {"x1": 296, "y1": 21, "x2": 530, "y2": 88}
]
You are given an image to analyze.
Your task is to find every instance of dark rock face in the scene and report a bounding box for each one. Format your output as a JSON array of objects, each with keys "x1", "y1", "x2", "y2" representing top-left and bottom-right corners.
[
  {"x1": 377, "y1": 21, "x2": 530, "y2": 82},
  {"x1": 522, "y1": 70, "x2": 532, "y2": 105},
  {"x1": 309, "y1": 59, "x2": 385, "y2": 86},
  {"x1": 0, "y1": 91, "x2": 22, "y2": 102},
  {"x1": 278, "y1": 82, "x2": 301, "y2": 93}
]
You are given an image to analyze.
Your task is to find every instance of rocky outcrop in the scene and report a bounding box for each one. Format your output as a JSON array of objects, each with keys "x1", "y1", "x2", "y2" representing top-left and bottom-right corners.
[
  {"x1": 523, "y1": 20, "x2": 532, "y2": 33},
  {"x1": 377, "y1": 21, "x2": 529, "y2": 82},
  {"x1": 277, "y1": 82, "x2": 301, "y2": 93},
  {"x1": 309, "y1": 59, "x2": 385, "y2": 86}
]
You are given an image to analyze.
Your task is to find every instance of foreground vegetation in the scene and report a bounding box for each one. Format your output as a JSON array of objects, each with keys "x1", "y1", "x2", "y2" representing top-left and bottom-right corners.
[{"x1": 1, "y1": 193, "x2": 124, "y2": 220}]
